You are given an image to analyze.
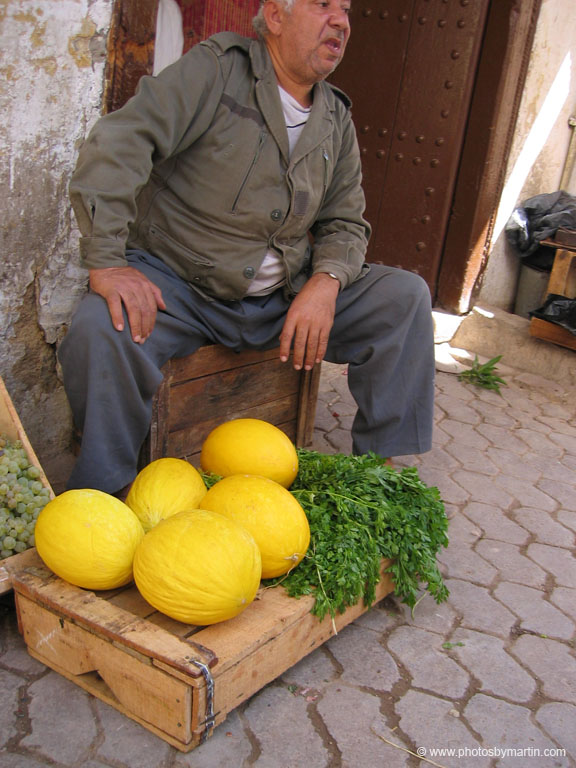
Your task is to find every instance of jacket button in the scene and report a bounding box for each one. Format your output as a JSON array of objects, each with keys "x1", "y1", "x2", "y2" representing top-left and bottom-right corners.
[
  {"x1": 270, "y1": 209, "x2": 283, "y2": 222},
  {"x1": 243, "y1": 266, "x2": 256, "y2": 279}
]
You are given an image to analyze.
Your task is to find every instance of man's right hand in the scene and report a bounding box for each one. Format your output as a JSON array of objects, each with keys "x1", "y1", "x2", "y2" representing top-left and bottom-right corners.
[{"x1": 89, "y1": 266, "x2": 166, "y2": 344}]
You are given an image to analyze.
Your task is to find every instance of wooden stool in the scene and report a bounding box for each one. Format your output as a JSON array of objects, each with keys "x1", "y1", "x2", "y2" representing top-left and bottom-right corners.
[
  {"x1": 139, "y1": 345, "x2": 322, "y2": 469},
  {"x1": 529, "y1": 234, "x2": 576, "y2": 351}
]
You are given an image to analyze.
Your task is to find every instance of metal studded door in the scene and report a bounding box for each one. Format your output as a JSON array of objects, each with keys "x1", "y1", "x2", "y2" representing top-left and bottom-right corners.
[{"x1": 329, "y1": 0, "x2": 490, "y2": 296}]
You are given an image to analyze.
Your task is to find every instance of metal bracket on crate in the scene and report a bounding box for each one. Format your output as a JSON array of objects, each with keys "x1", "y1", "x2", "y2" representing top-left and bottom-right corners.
[{"x1": 188, "y1": 658, "x2": 215, "y2": 743}]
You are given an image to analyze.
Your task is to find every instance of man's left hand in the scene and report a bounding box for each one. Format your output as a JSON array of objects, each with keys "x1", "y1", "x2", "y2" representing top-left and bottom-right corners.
[{"x1": 279, "y1": 272, "x2": 340, "y2": 370}]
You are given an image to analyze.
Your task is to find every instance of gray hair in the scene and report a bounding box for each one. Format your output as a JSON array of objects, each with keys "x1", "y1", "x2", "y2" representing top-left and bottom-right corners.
[{"x1": 252, "y1": 0, "x2": 295, "y2": 37}]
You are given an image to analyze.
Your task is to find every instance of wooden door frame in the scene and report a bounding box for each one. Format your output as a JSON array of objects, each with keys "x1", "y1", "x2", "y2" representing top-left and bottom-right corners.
[
  {"x1": 437, "y1": 0, "x2": 543, "y2": 313},
  {"x1": 103, "y1": 0, "x2": 542, "y2": 315}
]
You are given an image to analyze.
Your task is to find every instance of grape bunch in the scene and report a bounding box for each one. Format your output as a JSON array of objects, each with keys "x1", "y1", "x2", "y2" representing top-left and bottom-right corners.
[{"x1": 0, "y1": 434, "x2": 51, "y2": 560}]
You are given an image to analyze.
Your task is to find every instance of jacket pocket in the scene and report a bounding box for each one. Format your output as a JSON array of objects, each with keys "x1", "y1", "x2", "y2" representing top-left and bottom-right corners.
[
  {"x1": 230, "y1": 129, "x2": 268, "y2": 213},
  {"x1": 148, "y1": 223, "x2": 214, "y2": 267}
]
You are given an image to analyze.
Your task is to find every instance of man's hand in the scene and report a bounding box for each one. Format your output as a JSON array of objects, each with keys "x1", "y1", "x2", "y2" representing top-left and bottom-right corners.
[
  {"x1": 89, "y1": 266, "x2": 166, "y2": 344},
  {"x1": 279, "y1": 272, "x2": 340, "y2": 370}
]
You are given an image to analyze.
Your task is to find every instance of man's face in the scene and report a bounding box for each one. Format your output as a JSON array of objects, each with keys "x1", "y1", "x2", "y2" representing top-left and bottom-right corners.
[{"x1": 267, "y1": 0, "x2": 351, "y2": 87}]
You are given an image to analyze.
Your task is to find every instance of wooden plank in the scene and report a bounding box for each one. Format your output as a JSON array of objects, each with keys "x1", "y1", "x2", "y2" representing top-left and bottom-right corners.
[
  {"x1": 17, "y1": 594, "x2": 195, "y2": 743},
  {"x1": 529, "y1": 317, "x2": 576, "y2": 351},
  {"x1": 169, "y1": 345, "x2": 283, "y2": 382},
  {"x1": 0, "y1": 376, "x2": 54, "y2": 596},
  {"x1": 167, "y1": 359, "x2": 300, "y2": 432},
  {"x1": 165, "y1": 405, "x2": 299, "y2": 461},
  {"x1": 10, "y1": 552, "x2": 217, "y2": 674},
  {"x1": 546, "y1": 250, "x2": 576, "y2": 298}
]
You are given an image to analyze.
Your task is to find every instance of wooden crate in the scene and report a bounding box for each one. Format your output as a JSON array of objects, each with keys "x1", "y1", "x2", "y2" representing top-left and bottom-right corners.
[
  {"x1": 0, "y1": 377, "x2": 54, "y2": 595},
  {"x1": 529, "y1": 245, "x2": 576, "y2": 352},
  {"x1": 140, "y1": 345, "x2": 322, "y2": 469},
  {"x1": 11, "y1": 551, "x2": 395, "y2": 752}
]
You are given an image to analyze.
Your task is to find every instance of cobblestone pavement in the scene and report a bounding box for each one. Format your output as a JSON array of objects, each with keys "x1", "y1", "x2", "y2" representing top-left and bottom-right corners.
[{"x1": 1, "y1": 356, "x2": 575, "y2": 768}]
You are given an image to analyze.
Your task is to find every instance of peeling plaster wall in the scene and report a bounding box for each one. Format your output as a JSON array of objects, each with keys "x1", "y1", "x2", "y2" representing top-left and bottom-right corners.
[
  {"x1": 478, "y1": 0, "x2": 576, "y2": 312},
  {"x1": 0, "y1": 0, "x2": 113, "y2": 467}
]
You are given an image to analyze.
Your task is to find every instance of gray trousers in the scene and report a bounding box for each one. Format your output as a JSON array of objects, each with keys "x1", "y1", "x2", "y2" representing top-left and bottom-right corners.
[{"x1": 58, "y1": 250, "x2": 435, "y2": 493}]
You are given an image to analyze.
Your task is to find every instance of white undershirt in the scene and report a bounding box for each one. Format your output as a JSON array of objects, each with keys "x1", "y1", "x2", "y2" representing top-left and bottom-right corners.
[{"x1": 246, "y1": 87, "x2": 312, "y2": 296}]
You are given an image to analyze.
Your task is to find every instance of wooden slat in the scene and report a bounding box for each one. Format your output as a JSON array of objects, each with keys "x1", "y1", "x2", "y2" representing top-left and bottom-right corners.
[
  {"x1": 0, "y1": 376, "x2": 54, "y2": 595},
  {"x1": 529, "y1": 317, "x2": 576, "y2": 351},
  {"x1": 18, "y1": 594, "x2": 195, "y2": 743},
  {"x1": 10, "y1": 552, "x2": 217, "y2": 674}
]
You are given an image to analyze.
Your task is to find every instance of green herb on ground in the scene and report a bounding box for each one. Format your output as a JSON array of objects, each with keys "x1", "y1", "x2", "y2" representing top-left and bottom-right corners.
[
  {"x1": 458, "y1": 355, "x2": 507, "y2": 394},
  {"x1": 265, "y1": 449, "x2": 449, "y2": 620}
]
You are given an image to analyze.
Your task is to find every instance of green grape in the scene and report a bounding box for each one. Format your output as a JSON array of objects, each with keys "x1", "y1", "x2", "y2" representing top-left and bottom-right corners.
[{"x1": 0, "y1": 434, "x2": 51, "y2": 560}]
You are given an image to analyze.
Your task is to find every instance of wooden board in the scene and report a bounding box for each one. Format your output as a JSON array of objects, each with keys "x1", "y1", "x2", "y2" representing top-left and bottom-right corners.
[
  {"x1": 11, "y1": 551, "x2": 395, "y2": 752},
  {"x1": 141, "y1": 345, "x2": 321, "y2": 468},
  {"x1": 0, "y1": 377, "x2": 54, "y2": 595},
  {"x1": 529, "y1": 248, "x2": 576, "y2": 352}
]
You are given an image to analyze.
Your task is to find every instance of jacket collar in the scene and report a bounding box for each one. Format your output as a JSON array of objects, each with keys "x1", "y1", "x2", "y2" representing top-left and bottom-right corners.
[{"x1": 250, "y1": 37, "x2": 338, "y2": 164}]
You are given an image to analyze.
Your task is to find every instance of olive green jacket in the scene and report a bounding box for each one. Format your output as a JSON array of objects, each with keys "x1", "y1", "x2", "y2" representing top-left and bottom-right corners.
[{"x1": 69, "y1": 32, "x2": 370, "y2": 301}]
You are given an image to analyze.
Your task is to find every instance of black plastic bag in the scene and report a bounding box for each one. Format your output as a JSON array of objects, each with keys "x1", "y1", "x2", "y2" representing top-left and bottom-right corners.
[
  {"x1": 506, "y1": 190, "x2": 576, "y2": 270},
  {"x1": 530, "y1": 294, "x2": 576, "y2": 335}
]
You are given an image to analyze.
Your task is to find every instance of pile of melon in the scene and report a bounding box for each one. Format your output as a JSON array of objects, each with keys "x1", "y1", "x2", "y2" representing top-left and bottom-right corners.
[{"x1": 34, "y1": 419, "x2": 310, "y2": 626}]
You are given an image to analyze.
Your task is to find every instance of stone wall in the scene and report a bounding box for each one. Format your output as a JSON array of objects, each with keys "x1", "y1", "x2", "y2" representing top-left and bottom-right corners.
[{"x1": 0, "y1": 0, "x2": 113, "y2": 470}]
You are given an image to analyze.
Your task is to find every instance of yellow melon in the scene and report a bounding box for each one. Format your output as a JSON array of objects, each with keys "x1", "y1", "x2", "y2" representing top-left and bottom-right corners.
[
  {"x1": 200, "y1": 418, "x2": 298, "y2": 488},
  {"x1": 125, "y1": 457, "x2": 207, "y2": 532},
  {"x1": 34, "y1": 489, "x2": 144, "y2": 590},
  {"x1": 200, "y1": 474, "x2": 310, "y2": 579},
  {"x1": 133, "y1": 509, "x2": 262, "y2": 625}
]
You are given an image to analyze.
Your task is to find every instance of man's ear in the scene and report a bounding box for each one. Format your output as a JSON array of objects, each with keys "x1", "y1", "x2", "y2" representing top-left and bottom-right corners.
[{"x1": 262, "y1": 0, "x2": 285, "y2": 37}]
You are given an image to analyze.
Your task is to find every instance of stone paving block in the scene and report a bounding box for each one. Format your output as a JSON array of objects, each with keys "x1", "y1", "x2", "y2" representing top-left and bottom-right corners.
[
  {"x1": 444, "y1": 511, "x2": 483, "y2": 545},
  {"x1": 476, "y1": 423, "x2": 530, "y2": 454},
  {"x1": 413, "y1": 467, "x2": 470, "y2": 506},
  {"x1": 21, "y1": 673, "x2": 98, "y2": 764},
  {"x1": 444, "y1": 579, "x2": 516, "y2": 637},
  {"x1": 470, "y1": 400, "x2": 517, "y2": 428},
  {"x1": 430, "y1": 421, "x2": 451, "y2": 447},
  {"x1": 282, "y1": 646, "x2": 338, "y2": 689},
  {"x1": 243, "y1": 684, "x2": 329, "y2": 768},
  {"x1": 0, "y1": 755, "x2": 53, "y2": 768},
  {"x1": 526, "y1": 543, "x2": 576, "y2": 588},
  {"x1": 511, "y1": 507, "x2": 576, "y2": 547},
  {"x1": 387, "y1": 626, "x2": 470, "y2": 698},
  {"x1": 537, "y1": 478, "x2": 576, "y2": 512},
  {"x1": 444, "y1": 442, "x2": 499, "y2": 475},
  {"x1": 463, "y1": 693, "x2": 572, "y2": 767},
  {"x1": 319, "y1": 685, "x2": 409, "y2": 767},
  {"x1": 449, "y1": 628, "x2": 536, "y2": 702},
  {"x1": 326, "y1": 624, "x2": 400, "y2": 691},
  {"x1": 93, "y1": 700, "x2": 173, "y2": 768},
  {"x1": 494, "y1": 581, "x2": 575, "y2": 640},
  {"x1": 395, "y1": 690, "x2": 490, "y2": 767},
  {"x1": 435, "y1": 393, "x2": 482, "y2": 424},
  {"x1": 535, "y1": 702, "x2": 576, "y2": 759},
  {"x1": 514, "y1": 428, "x2": 565, "y2": 458},
  {"x1": 452, "y1": 470, "x2": 514, "y2": 508},
  {"x1": 174, "y1": 710, "x2": 252, "y2": 768},
  {"x1": 494, "y1": 474, "x2": 557, "y2": 512},
  {"x1": 462, "y1": 502, "x2": 530, "y2": 545},
  {"x1": 324, "y1": 427, "x2": 353, "y2": 454},
  {"x1": 439, "y1": 420, "x2": 491, "y2": 450},
  {"x1": 0, "y1": 668, "x2": 23, "y2": 745},
  {"x1": 538, "y1": 454, "x2": 576, "y2": 482},
  {"x1": 511, "y1": 635, "x2": 576, "y2": 704},
  {"x1": 549, "y1": 431, "x2": 576, "y2": 456},
  {"x1": 353, "y1": 597, "x2": 406, "y2": 633},
  {"x1": 550, "y1": 586, "x2": 576, "y2": 622},
  {"x1": 435, "y1": 371, "x2": 476, "y2": 402},
  {"x1": 474, "y1": 540, "x2": 547, "y2": 588},
  {"x1": 558, "y1": 510, "x2": 576, "y2": 533},
  {"x1": 536, "y1": 415, "x2": 576, "y2": 438},
  {"x1": 410, "y1": 444, "x2": 460, "y2": 470},
  {"x1": 438, "y1": 539, "x2": 498, "y2": 587},
  {"x1": 392, "y1": 592, "x2": 458, "y2": 635}
]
